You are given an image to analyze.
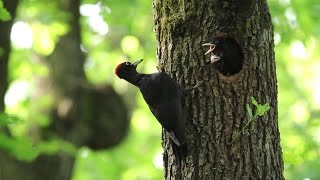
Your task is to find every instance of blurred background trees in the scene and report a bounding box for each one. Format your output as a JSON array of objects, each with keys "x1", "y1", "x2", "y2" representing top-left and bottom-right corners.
[{"x1": 0, "y1": 0, "x2": 319, "y2": 179}]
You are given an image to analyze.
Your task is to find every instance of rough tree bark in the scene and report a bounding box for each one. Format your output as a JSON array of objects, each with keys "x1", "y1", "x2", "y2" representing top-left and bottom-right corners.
[
  {"x1": 153, "y1": 0, "x2": 284, "y2": 179},
  {"x1": 0, "y1": 0, "x2": 129, "y2": 179}
]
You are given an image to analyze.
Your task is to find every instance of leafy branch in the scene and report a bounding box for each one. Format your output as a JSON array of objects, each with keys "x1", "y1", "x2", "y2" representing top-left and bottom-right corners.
[
  {"x1": 233, "y1": 97, "x2": 270, "y2": 142},
  {"x1": 0, "y1": 112, "x2": 77, "y2": 161}
]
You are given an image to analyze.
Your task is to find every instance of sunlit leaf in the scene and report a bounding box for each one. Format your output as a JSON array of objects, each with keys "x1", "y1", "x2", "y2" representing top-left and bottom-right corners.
[
  {"x1": 0, "y1": 134, "x2": 38, "y2": 161},
  {"x1": 251, "y1": 96, "x2": 259, "y2": 107},
  {"x1": 0, "y1": 1, "x2": 11, "y2": 21},
  {"x1": 0, "y1": 134, "x2": 77, "y2": 162},
  {"x1": 256, "y1": 103, "x2": 270, "y2": 117}
]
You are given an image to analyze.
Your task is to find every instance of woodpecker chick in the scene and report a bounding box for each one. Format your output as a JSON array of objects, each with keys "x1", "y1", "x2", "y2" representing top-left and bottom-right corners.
[
  {"x1": 203, "y1": 36, "x2": 244, "y2": 76},
  {"x1": 115, "y1": 59, "x2": 200, "y2": 161}
]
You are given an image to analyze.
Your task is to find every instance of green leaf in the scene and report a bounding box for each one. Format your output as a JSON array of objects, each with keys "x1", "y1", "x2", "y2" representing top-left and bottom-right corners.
[
  {"x1": 37, "y1": 139, "x2": 77, "y2": 155},
  {"x1": 255, "y1": 103, "x2": 270, "y2": 116},
  {"x1": 0, "y1": 1, "x2": 12, "y2": 21},
  {"x1": 262, "y1": 103, "x2": 270, "y2": 111},
  {"x1": 0, "y1": 133, "x2": 77, "y2": 161},
  {"x1": 0, "y1": 112, "x2": 22, "y2": 126},
  {"x1": 246, "y1": 104, "x2": 253, "y2": 120},
  {"x1": 255, "y1": 105, "x2": 264, "y2": 116},
  {"x1": 251, "y1": 96, "x2": 259, "y2": 107},
  {"x1": 0, "y1": 134, "x2": 38, "y2": 161}
]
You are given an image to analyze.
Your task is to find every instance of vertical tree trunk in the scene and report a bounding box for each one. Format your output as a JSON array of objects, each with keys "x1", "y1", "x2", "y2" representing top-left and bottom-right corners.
[
  {"x1": 0, "y1": 0, "x2": 18, "y2": 112},
  {"x1": 153, "y1": 0, "x2": 284, "y2": 179}
]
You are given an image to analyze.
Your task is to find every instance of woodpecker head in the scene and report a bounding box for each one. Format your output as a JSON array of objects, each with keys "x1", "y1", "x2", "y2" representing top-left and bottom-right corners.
[
  {"x1": 203, "y1": 36, "x2": 244, "y2": 75},
  {"x1": 115, "y1": 59, "x2": 143, "y2": 79},
  {"x1": 203, "y1": 36, "x2": 232, "y2": 63}
]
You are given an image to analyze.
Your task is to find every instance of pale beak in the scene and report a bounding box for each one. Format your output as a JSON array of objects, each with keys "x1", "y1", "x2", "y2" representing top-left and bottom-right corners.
[
  {"x1": 132, "y1": 59, "x2": 143, "y2": 67},
  {"x1": 202, "y1": 43, "x2": 216, "y2": 55}
]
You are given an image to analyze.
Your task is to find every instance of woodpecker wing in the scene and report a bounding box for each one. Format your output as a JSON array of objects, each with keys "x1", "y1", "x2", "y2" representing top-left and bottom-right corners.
[
  {"x1": 139, "y1": 72, "x2": 186, "y2": 146},
  {"x1": 149, "y1": 99, "x2": 186, "y2": 146}
]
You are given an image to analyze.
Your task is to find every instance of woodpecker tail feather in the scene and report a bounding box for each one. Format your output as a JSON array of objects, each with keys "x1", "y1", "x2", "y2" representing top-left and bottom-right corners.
[{"x1": 170, "y1": 140, "x2": 188, "y2": 162}]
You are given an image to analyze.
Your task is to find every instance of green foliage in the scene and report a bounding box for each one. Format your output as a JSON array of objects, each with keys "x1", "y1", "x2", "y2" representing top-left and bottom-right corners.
[
  {"x1": 0, "y1": 134, "x2": 38, "y2": 161},
  {"x1": 0, "y1": 112, "x2": 21, "y2": 126},
  {"x1": 249, "y1": 97, "x2": 270, "y2": 118},
  {"x1": 1, "y1": 0, "x2": 319, "y2": 179},
  {"x1": 233, "y1": 97, "x2": 270, "y2": 142},
  {"x1": 0, "y1": 113, "x2": 76, "y2": 161},
  {"x1": 0, "y1": 0, "x2": 11, "y2": 21},
  {"x1": 241, "y1": 97, "x2": 270, "y2": 135},
  {"x1": 268, "y1": 0, "x2": 320, "y2": 179},
  {"x1": 0, "y1": 133, "x2": 77, "y2": 161}
]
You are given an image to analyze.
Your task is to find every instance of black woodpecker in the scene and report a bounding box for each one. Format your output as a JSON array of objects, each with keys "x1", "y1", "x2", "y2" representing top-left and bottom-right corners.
[
  {"x1": 115, "y1": 59, "x2": 201, "y2": 161},
  {"x1": 203, "y1": 36, "x2": 244, "y2": 76}
]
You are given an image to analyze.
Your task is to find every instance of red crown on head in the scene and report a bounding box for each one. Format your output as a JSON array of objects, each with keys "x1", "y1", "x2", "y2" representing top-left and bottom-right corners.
[{"x1": 115, "y1": 62, "x2": 125, "y2": 75}]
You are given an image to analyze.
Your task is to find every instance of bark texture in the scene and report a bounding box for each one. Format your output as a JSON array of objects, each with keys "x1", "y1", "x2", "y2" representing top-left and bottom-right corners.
[{"x1": 153, "y1": 0, "x2": 284, "y2": 179}]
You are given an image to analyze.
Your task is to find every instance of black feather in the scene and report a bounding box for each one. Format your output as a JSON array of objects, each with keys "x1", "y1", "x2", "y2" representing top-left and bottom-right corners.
[{"x1": 115, "y1": 60, "x2": 189, "y2": 161}]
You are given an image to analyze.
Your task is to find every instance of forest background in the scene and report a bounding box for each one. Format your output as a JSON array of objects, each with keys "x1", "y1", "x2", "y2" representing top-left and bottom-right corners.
[{"x1": 0, "y1": 0, "x2": 319, "y2": 179}]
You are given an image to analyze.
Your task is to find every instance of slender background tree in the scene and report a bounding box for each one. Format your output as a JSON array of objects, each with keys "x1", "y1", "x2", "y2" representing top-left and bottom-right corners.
[{"x1": 0, "y1": 0, "x2": 128, "y2": 179}]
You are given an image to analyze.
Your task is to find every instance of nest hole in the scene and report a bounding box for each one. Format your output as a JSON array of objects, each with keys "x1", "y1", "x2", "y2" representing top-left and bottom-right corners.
[{"x1": 216, "y1": 37, "x2": 244, "y2": 76}]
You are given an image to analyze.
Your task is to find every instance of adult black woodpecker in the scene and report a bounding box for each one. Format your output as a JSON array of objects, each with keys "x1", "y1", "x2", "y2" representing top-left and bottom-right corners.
[
  {"x1": 202, "y1": 36, "x2": 244, "y2": 76},
  {"x1": 115, "y1": 59, "x2": 200, "y2": 161}
]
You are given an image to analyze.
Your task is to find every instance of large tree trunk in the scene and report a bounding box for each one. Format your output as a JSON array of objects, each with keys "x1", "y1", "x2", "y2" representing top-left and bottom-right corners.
[{"x1": 153, "y1": 0, "x2": 284, "y2": 179}]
